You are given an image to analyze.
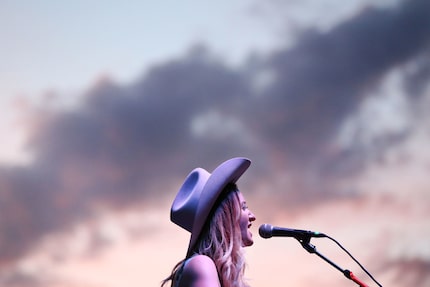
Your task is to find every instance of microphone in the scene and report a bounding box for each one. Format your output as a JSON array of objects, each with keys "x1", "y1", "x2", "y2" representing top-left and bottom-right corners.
[{"x1": 259, "y1": 223, "x2": 326, "y2": 240}]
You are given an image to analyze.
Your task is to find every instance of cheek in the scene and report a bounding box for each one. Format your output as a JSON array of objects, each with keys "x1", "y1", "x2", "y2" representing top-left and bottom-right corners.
[{"x1": 239, "y1": 212, "x2": 248, "y2": 230}]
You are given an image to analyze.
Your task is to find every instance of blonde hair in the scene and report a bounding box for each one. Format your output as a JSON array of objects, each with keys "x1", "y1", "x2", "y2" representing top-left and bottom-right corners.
[{"x1": 162, "y1": 183, "x2": 249, "y2": 287}]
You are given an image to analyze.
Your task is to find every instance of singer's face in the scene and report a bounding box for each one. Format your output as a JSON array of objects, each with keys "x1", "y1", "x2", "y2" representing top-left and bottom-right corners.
[{"x1": 238, "y1": 192, "x2": 256, "y2": 247}]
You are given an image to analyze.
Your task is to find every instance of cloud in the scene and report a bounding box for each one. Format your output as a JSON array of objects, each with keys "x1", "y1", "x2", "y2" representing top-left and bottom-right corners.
[
  {"x1": 252, "y1": 0, "x2": 430, "y2": 161},
  {"x1": 379, "y1": 258, "x2": 430, "y2": 286},
  {"x1": 0, "y1": 46, "x2": 255, "y2": 265},
  {"x1": 0, "y1": 0, "x2": 429, "y2": 278}
]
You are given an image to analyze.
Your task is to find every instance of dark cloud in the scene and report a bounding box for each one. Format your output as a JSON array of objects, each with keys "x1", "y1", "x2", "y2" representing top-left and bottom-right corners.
[
  {"x1": 404, "y1": 51, "x2": 430, "y2": 97},
  {"x1": 0, "y1": 47, "x2": 254, "y2": 265},
  {"x1": 45, "y1": 46, "x2": 251, "y2": 162},
  {"x1": 379, "y1": 258, "x2": 430, "y2": 287},
  {"x1": 0, "y1": 0, "x2": 429, "y2": 271},
  {"x1": 252, "y1": 0, "x2": 430, "y2": 166},
  {"x1": 0, "y1": 269, "x2": 47, "y2": 287}
]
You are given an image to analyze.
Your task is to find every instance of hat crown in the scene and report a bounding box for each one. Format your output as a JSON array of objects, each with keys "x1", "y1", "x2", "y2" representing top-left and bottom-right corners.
[{"x1": 171, "y1": 168, "x2": 210, "y2": 232}]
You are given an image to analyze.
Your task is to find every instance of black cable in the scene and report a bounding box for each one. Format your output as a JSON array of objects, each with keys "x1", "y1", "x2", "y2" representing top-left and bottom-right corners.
[{"x1": 325, "y1": 234, "x2": 383, "y2": 287}]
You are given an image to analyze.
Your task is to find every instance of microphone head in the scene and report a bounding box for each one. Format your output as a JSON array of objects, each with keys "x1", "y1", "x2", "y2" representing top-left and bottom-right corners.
[{"x1": 258, "y1": 223, "x2": 273, "y2": 238}]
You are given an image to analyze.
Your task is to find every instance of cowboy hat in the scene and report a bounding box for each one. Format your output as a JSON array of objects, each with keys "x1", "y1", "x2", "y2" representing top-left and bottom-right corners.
[{"x1": 170, "y1": 157, "x2": 251, "y2": 256}]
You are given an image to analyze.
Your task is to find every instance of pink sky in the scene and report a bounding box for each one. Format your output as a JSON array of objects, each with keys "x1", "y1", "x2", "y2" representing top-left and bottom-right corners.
[{"x1": 9, "y1": 148, "x2": 430, "y2": 287}]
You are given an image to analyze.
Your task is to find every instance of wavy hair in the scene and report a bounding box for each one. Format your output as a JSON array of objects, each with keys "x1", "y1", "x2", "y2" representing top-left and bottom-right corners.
[{"x1": 161, "y1": 183, "x2": 249, "y2": 287}]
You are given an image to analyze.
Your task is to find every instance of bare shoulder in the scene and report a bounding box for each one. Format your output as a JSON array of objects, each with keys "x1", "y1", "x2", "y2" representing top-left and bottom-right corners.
[{"x1": 179, "y1": 255, "x2": 220, "y2": 287}]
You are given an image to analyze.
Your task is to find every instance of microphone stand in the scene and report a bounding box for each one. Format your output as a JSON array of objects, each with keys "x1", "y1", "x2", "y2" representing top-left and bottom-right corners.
[{"x1": 298, "y1": 236, "x2": 369, "y2": 287}]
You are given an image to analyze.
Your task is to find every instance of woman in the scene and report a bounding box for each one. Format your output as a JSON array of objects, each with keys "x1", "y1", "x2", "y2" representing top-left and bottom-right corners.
[{"x1": 162, "y1": 157, "x2": 256, "y2": 287}]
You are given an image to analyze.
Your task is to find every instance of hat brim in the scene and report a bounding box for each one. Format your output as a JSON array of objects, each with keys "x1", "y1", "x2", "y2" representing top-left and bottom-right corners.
[{"x1": 186, "y1": 157, "x2": 251, "y2": 256}]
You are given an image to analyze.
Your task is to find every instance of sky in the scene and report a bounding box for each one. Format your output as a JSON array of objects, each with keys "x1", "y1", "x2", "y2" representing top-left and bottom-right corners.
[{"x1": 1, "y1": 0, "x2": 430, "y2": 286}]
